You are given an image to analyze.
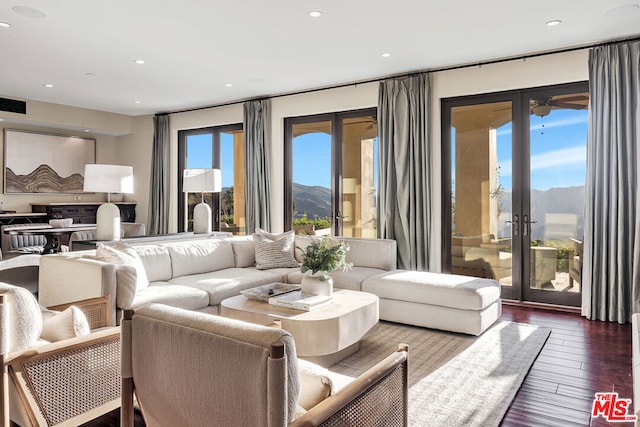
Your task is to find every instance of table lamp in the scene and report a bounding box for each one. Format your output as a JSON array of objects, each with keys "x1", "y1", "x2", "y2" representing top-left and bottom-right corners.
[
  {"x1": 83, "y1": 164, "x2": 134, "y2": 240},
  {"x1": 183, "y1": 168, "x2": 221, "y2": 234}
]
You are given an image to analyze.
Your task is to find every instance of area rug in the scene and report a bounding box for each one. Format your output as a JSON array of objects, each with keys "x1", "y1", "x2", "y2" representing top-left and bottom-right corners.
[{"x1": 329, "y1": 320, "x2": 550, "y2": 427}]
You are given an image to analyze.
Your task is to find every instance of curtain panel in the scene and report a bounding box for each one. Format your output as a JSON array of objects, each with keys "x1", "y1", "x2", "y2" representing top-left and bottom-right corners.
[
  {"x1": 147, "y1": 114, "x2": 170, "y2": 235},
  {"x1": 583, "y1": 40, "x2": 640, "y2": 323},
  {"x1": 377, "y1": 73, "x2": 434, "y2": 271},
  {"x1": 243, "y1": 99, "x2": 272, "y2": 234}
]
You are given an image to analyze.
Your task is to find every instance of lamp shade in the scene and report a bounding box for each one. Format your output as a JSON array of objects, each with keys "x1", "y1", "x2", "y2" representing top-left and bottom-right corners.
[
  {"x1": 183, "y1": 169, "x2": 222, "y2": 193},
  {"x1": 83, "y1": 164, "x2": 134, "y2": 193}
]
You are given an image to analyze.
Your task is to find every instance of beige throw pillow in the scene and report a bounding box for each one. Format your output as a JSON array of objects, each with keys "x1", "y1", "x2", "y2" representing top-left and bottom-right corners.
[
  {"x1": 253, "y1": 229, "x2": 300, "y2": 270},
  {"x1": 95, "y1": 243, "x2": 149, "y2": 290},
  {"x1": 40, "y1": 306, "x2": 91, "y2": 342}
]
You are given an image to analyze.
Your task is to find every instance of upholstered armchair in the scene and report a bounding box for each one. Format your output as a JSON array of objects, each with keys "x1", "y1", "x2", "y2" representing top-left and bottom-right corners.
[
  {"x1": 0, "y1": 283, "x2": 121, "y2": 426},
  {"x1": 121, "y1": 304, "x2": 409, "y2": 427}
]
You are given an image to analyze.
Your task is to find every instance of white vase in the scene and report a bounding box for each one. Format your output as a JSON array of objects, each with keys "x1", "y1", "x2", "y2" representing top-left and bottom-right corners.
[{"x1": 301, "y1": 273, "x2": 333, "y2": 296}]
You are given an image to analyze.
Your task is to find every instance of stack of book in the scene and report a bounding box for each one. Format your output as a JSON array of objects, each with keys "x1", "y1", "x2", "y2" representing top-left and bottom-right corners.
[{"x1": 268, "y1": 290, "x2": 333, "y2": 311}]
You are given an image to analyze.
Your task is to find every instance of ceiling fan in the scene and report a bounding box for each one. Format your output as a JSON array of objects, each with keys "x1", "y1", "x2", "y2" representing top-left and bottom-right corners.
[{"x1": 530, "y1": 95, "x2": 588, "y2": 117}]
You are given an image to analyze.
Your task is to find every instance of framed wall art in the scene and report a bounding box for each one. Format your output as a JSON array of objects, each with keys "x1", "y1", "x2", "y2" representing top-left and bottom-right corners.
[{"x1": 3, "y1": 129, "x2": 96, "y2": 194}]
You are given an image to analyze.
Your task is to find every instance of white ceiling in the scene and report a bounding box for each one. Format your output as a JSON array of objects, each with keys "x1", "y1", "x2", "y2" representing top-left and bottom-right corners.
[{"x1": 0, "y1": 1, "x2": 639, "y2": 116}]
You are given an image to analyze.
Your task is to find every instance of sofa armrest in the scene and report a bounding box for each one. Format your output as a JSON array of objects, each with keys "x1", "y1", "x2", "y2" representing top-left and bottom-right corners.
[{"x1": 39, "y1": 254, "x2": 117, "y2": 326}]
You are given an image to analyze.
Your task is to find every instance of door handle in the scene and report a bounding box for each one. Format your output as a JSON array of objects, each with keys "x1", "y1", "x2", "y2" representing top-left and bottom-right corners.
[
  {"x1": 506, "y1": 214, "x2": 519, "y2": 236},
  {"x1": 522, "y1": 215, "x2": 537, "y2": 237}
]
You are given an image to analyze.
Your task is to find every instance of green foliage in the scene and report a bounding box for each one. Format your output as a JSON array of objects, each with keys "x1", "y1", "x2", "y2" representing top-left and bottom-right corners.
[
  {"x1": 293, "y1": 215, "x2": 331, "y2": 230},
  {"x1": 530, "y1": 239, "x2": 571, "y2": 273},
  {"x1": 300, "y1": 237, "x2": 352, "y2": 279}
]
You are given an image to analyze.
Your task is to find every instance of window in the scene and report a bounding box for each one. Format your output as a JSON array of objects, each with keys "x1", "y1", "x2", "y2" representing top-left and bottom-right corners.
[
  {"x1": 284, "y1": 108, "x2": 378, "y2": 237},
  {"x1": 178, "y1": 124, "x2": 245, "y2": 235}
]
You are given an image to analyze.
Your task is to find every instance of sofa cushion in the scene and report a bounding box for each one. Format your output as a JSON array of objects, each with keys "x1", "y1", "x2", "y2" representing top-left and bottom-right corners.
[
  {"x1": 253, "y1": 229, "x2": 300, "y2": 270},
  {"x1": 132, "y1": 283, "x2": 210, "y2": 310},
  {"x1": 287, "y1": 267, "x2": 386, "y2": 292},
  {"x1": 0, "y1": 283, "x2": 42, "y2": 352},
  {"x1": 168, "y1": 240, "x2": 235, "y2": 277},
  {"x1": 229, "y1": 236, "x2": 256, "y2": 268},
  {"x1": 297, "y1": 359, "x2": 333, "y2": 410},
  {"x1": 339, "y1": 238, "x2": 397, "y2": 271},
  {"x1": 95, "y1": 243, "x2": 150, "y2": 290},
  {"x1": 362, "y1": 270, "x2": 500, "y2": 310},
  {"x1": 133, "y1": 245, "x2": 173, "y2": 282},
  {"x1": 40, "y1": 305, "x2": 91, "y2": 342},
  {"x1": 169, "y1": 268, "x2": 283, "y2": 306}
]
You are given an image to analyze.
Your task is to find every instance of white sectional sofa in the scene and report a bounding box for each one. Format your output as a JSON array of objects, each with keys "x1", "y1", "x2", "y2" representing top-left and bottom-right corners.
[{"x1": 38, "y1": 233, "x2": 502, "y2": 335}]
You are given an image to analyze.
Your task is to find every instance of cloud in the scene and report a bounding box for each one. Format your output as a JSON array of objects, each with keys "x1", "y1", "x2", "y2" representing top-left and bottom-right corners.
[{"x1": 499, "y1": 145, "x2": 586, "y2": 176}]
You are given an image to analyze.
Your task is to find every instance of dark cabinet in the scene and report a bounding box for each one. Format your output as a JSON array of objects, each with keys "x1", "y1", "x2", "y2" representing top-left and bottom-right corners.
[{"x1": 31, "y1": 203, "x2": 137, "y2": 224}]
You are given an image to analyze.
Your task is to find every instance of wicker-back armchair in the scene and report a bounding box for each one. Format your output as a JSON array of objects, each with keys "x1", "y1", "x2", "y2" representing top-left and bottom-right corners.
[
  {"x1": 121, "y1": 304, "x2": 408, "y2": 427},
  {"x1": 0, "y1": 285, "x2": 121, "y2": 427}
]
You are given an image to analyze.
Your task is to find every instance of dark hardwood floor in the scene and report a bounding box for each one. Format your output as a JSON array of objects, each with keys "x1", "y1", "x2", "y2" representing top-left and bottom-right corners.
[
  {"x1": 84, "y1": 304, "x2": 632, "y2": 427},
  {"x1": 501, "y1": 304, "x2": 632, "y2": 427}
]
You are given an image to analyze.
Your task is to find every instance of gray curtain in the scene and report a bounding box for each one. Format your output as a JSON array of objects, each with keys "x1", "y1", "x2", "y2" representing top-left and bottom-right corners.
[
  {"x1": 377, "y1": 73, "x2": 433, "y2": 270},
  {"x1": 583, "y1": 40, "x2": 640, "y2": 323},
  {"x1": 243, "y1": 99, "x2": 271, "y2": 234},
  {"x1": 147, "y1": 114, "x2": 170, "y2": 235}
]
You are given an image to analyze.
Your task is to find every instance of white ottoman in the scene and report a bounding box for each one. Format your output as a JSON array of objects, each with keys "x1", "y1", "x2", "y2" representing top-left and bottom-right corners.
[{"x1": 361, "y1": 270, "x2": 501, "y2": 336}]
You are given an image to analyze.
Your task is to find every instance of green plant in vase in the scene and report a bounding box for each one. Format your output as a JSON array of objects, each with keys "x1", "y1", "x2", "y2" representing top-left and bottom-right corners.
[{"x1": 299, "y1": 237, "x2": 352, "y2": 295}]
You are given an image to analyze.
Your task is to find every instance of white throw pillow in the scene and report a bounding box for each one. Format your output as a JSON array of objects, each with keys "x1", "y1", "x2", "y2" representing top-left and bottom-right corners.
[
  {"x1": 95, "y1": 242, "x2": 149, "y2": 290},
  {"x1": 253, "y1": 229, "x2": 300, "y2": 270},
  {"x1": 0, "y1": 283, "x2": 42, "y2": 352},
  {"x1": 40, "y1": 306, "x2": 91, "y2": 342}
]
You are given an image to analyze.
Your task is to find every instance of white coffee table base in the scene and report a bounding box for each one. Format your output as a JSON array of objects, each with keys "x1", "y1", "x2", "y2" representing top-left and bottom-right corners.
[{"x1": 220, "y1": 289, "x2": 379, "y2": 367}]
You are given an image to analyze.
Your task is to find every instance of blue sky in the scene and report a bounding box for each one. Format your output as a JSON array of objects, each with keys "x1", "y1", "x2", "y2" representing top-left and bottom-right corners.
[
  {"x1": 186, "y1": 132, "x2": 235, "y2": 188},
  {"x1": 497, "y1": 108, "x2": 588, "y2": 191}
]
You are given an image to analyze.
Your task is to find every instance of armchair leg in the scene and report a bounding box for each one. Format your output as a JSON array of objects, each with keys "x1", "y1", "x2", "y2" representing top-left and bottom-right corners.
[
  {"x1": 2, "y1": 357, "x2": 9, "y2": 427},
  {"x1": 121, "y1": 378, "x2": 135, "y2": 427}
]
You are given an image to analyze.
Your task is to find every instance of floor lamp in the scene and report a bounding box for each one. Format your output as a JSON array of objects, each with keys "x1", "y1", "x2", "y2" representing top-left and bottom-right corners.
[
  {"x1": 83, "y1": 164, "x2": 134, "y2": 240},
  {"x1": 183, "y1": 168, "x2": 221, "y2": 234}
]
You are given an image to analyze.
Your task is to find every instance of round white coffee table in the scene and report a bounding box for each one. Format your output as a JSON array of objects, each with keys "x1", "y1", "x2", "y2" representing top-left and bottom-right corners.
[{"x1": 220, "y1": 288, "x2": 379, "y2": 367}]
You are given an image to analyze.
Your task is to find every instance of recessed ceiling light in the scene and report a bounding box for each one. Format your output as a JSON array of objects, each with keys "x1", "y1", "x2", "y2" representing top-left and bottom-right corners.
[
  {"x1": 134, "y1": 100, "x2": 141, "y2": 104},
  {"x1": 546, "y1": 19, "x2": 562, "y2": 26},
  {"x1": 85, "y1": 72, "x2": 94, "y2": 77},
  {"x1": 604, "y1": 3, "x2": 640, "y2": 16},
  {"x1": 84, "y1": 129, "x2": 90, "y2": 132},
  {"x1": 225, "y1": 83, "x2": 233, "y2": 87},
  {"x1": 134, "y1": 59, "x2": 145, "y2": 65},
  {"x1": 12, "y1": 5, "x2": 46, "y2": 18},
  {"x1": 0, "y1": 21, "x2": 11, "y2": 28},
  {"x1": 381, "y1": 53, "x2": 392, "y2": 58},
  {"x1": 309, "y1": 11, "x2": 323, "y2": 18},
  {"x1": 0, "y1": 118, "x2": 5, "y2": 122},
  {"x1": 43, "y1": 83, "x2": 54, "y2": 88}
]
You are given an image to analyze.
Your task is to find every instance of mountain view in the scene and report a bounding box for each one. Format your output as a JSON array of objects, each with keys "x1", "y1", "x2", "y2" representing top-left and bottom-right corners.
[{"x1": 293, "y1": 183, "x2": 331, "y2": 219}]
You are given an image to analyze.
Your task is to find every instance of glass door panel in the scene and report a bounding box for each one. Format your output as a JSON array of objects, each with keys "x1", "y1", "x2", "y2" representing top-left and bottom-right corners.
[
  {"x1": 450, "y1": 101, "x2": 514, "y2": 296},
  {"x1": 525, "y1": 92, "x2": 588, "y2": 299},
  {"x1": 341, "y1": 115, "x2": 378, "y2": 238},
  {"x1": 291, "y1": 120, "x2": 333, "y2": 234},
  {"x1": 185, "y1": 133, "x2": 215, "y2": 232}
]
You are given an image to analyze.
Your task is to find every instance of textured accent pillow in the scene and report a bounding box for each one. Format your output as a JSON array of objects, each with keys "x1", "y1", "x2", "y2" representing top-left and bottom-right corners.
[
  {"x1": 95, "y1": 242, "x2": 149, "y2": 290},
  {"x1": 40, "y1": 306, "x2": 91, "y2": 342},
  {"x1": 253, "y1": 229, "x2": 300, "y2": 270},
  {"x1": 0, "y1": 283, "x2": 42, "y2": 352}
]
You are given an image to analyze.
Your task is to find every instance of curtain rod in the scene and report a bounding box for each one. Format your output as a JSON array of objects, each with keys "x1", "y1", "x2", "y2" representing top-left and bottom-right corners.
[{"x1": 160, "y1": 35, "x2": 640, "y2": 117}]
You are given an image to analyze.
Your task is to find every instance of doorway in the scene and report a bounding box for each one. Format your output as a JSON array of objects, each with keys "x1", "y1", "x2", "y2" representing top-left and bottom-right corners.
[
  {"x1": 442, "y1": 82, "x2": 588, "y2": 306},
  {"x1": 284, "y1": 108, "x2": 378, "y2": 237}
]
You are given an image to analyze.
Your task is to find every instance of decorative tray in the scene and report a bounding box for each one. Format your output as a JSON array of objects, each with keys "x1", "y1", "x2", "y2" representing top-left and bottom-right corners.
[{"x1": 241, "y1": 283, "x2": 302, "y2": 302}]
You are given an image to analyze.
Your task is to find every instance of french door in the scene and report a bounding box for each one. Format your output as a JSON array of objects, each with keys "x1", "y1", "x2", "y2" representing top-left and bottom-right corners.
[
  {"x1": 284, "y1": 108, "x2": 378, "y2": 237},
  {"x1": 442, "y1": 82, "x2": 588, "y2": 306}
]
